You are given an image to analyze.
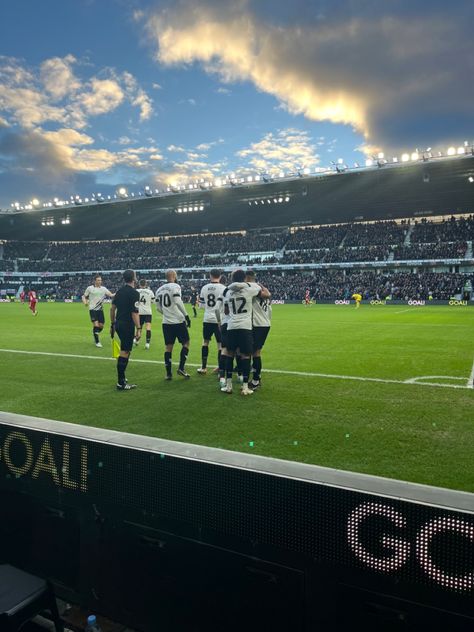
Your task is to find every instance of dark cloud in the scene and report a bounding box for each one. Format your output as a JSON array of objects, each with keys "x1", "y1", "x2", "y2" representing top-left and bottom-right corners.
[{"x1": 144, "y1": 0, "x2": 474, "y2": 151}]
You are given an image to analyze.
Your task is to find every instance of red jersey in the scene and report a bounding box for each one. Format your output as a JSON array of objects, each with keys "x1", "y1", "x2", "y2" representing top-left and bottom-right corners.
[
  {"x1": 20, "y1": 291, "x2": 25, "y2": 302},
  {"x1": 28, "y1": 290, "x2": 37, "y2": 302}
]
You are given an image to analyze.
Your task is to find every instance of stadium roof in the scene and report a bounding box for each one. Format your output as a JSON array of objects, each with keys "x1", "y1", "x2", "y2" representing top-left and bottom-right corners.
[{"x1": 1, "y1": 155, "x2": 473, "y2": 241}]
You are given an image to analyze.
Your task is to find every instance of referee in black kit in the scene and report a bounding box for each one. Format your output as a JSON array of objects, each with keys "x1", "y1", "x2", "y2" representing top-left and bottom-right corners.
[{"x1": 110, "y1": 269, "x2": 141, "y2": 390}]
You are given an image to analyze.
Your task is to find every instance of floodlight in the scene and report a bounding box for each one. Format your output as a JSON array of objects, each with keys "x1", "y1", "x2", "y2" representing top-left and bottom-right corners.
[
  {"x1": 365, "y1": 159, "x2": 373, "y2": 167},
  {"x1": 457, "y1": 147, "x2": 465, "y2": 154},
  {"x1": 377, "y1": 152, "x2": 384, "y2": 159},
  {"x1": 118, "y1": 187, "x2": 128, "y2": 197},
  {"x1": 411, "y1": 152, "x2": 419, "y2": 161},
  {"x1": 447, "y1": 147, "x2": 456, "y2": 156},
  {"x1": 401, "y1": 153, "x2": 409, "y2": 162},
  {"x1": 468, "y1": 176, "x2": 474, "y2": 183}
]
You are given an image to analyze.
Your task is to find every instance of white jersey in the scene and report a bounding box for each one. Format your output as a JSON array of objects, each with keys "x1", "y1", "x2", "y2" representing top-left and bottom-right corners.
[
  {"x1": 227, "y1": 282, "x2": 261, "y2": 331},
  {"x1": 216, "y1": 288, "x2": 230, "y2": 326},
  {"x1": 137, "y1": 288, "x2": 155, "y2": 316},
  {"x1": 200, "y1": 282, "x2": 225, "y2": 323},
  {"x1": 156, "y1": 282, "x2": 186, "y2": 325},
  {"x1": 84, "y1": 285, "x2": 111, "y2": 311},
  {"x1": 253, "y1": 296, "x2": 272, "y2": 328}
]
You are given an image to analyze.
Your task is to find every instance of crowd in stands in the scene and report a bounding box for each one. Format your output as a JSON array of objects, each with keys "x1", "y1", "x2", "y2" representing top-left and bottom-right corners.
[
  {"x1": 1, "y1": 216, "x2": 473, "y2": 276},
  {"x1": 393, "y1": 242, "x2": 467, "y2": 260},
  {"x1": 411, "y1": 216, "x2": 474, "y2": 243},
  {"x1": 1, "y1": 270, "x2": 469, "y2": 303}
]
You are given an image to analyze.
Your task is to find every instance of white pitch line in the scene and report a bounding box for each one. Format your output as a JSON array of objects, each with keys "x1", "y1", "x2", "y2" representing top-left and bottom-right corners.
[
  {"x1": 0, "y1": 348, "x2": 471, "y2": 391},
  {"x1": 467, "y1": 357, "x2": 474, "y2": 388},
  {"x1": 393, "y1": 308, "x2": 414, "y2": 314}
]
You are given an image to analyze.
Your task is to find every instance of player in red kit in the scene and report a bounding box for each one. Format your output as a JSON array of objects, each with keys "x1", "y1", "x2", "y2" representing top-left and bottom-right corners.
[
  {"x1": 19, "y1": 291, "x2": 25, "y2": 303},
  {"x1": 304, "y1": 289, "x2": 311, "y2": 306},
  {"x1": 28, "y1": 289, "x2": 38, "y2": 316}
]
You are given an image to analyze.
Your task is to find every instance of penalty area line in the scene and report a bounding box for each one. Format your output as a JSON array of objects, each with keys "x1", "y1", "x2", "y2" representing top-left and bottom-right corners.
[{"x1": 0, "y1": 348, "x2": 471, "y2": 391}]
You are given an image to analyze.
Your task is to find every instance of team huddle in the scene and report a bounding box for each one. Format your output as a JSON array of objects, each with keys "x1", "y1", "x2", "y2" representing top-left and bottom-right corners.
[{"x1": 81, "y1": 268, "x2": 272, "y2": 395}]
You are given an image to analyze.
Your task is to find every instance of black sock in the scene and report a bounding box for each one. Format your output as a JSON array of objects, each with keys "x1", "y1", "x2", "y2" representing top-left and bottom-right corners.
[
  {"x1": 217, "y1": 349, "x2": 221, "y2": 368},
  {"x1": 219, "y1": 352, "x2": 226, "y2": 378},
  {"x1": 236, "y1": 354, "x2": 242, "y2": 375},
  {"x1": 252, "y1": 356, "x2": 262, "y2": 382},
  {"x1": 93, "y1": 327, "x2": 99, "y2": 344},
  {"x1": 201, "y1": 345, "x2": 209, "y2": 368},
  {"x1": 226, "y1": 355, "x2": 234, "y2": 379},
  {"x1": 241, "y1": 358, "x2": 251, "y2": 384},
  {"x1": 117, "y1": 356, "x2": 128, "y2": 384},
  {"x1": 193, "y1": 307, "x2": 197, "y2": 317},
  {"x1": 146, "y1": 330, "x2": 151, "y2": 343},
  {"x1": 164, "y1": 351, "x2": 172, "y2": 376},
  {"x1": 179, "y1": 347, "x2": 189, "y2": 371}
]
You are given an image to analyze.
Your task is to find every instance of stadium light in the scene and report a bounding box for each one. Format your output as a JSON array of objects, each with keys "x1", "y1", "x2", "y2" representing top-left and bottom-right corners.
[
  {"x1": 401, "y1": 153, "x2": 409, "y2": 162},
  {"x1": 447, "y1": 147, "x2": 456, "y2": 156},
  {"x1": 118, "y1": 187, "x2": 128, "y2": 197},
  {"x1": 144, "y1": 185, "x2": 153, "y2": 197},
  {"x1": 31, "y1": 198, "x2": 40, "y2": 207},
  {"x1": 392, "y1": 157, "x2": 398, "y2": 163},
  {"x1": 457, "y1": 146, "x2": 465, "y2": 155},
  {"x1": 365, "y1": 159, "x2": 373, "y2": 167},
  {"x1": 468, "y1": 176, "x2": 474, "y2": 183},
  {"x1": 377, "y1": 152, "x2": 384, "y2": 159},
  {"x1": 411, "y1": 152, "x2": 419, "y2": 161}
]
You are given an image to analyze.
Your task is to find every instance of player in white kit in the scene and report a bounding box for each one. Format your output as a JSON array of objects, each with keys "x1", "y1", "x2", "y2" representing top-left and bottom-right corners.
[
  {"x1": 82, "y1": 274, "x2": 114, "y2": 348},
  {"x1": 156, "y1": 269, "x2": 191, "y2": 380},
  {"x1": 197, "y1": 269, "x2": 225, "y2": 375},
  {"x1": 134, "y1": 279, "x2": 155, "y2": 349},
  {"x1": 246, "y1": 270, "x2": 272, "y2": 389},
  {"x1": 221, "y1": 269, "x2": 271, "y2": 396}
]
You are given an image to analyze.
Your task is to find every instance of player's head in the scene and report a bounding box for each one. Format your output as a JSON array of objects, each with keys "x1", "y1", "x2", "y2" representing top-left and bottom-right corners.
[
  {"x1": 219, "y1": 274, "x2": 227, "y2": 286},
  {"x1": 231, "y1": 269, "x2": 246, "y2": 283},
  {"x1": 139, "y1": 279, "x2": 147, "y2": 288},
  {"x1": 166, "y1": 269, "x2": 177, "y2": 282},
  {"x1": 245, "y1": 270, "x2": 256, "y2": 282},
  {"x1": 94, "y1": 274, "x2": 102, "y2": 287},
  {"x1": 123, "y1": 269, "x2": 136, "y2": 285},
  {"x1": 210, "y1": 268, "x2": 221, "y2": 281}
]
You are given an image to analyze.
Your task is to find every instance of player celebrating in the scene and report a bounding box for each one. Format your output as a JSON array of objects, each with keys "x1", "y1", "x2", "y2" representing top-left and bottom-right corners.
[
  {"x1": 27, "y1": 288, "x2": 38, "y2": 316},
  {"x1": 197, "y1": 269, "x2": 225, "y2": 375},
  {"x1": 221, "y1": 269, "x2": 271, "y2": 396},
  {"x1": 82, "y1": 274, "x2": 114, "y2": 348},
  {"x1": 110, "y1": 269, "x2": 141, "y2": 390},
  {"x1": 245, "y1": 271, "x2": 272, "y2": 390},
  {"x1": 156, "y1": 269, "x2": 192, "y2": 380},
  {"x1": 352, "y1": 292, "x2": 362, "y2": 308},
  {"x1": 134, "y1": 279, "x2": 155, "y2": 349}
]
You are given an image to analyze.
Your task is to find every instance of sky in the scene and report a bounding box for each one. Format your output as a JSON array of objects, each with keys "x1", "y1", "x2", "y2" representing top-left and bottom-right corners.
[{"x1": 0, "y1": 0, "x2": 473, "y2": 209}]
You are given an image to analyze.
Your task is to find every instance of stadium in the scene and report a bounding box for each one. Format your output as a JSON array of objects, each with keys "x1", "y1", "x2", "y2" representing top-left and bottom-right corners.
[{"x1": 0, "y1": 2, "x2": 473, "y2": 630}]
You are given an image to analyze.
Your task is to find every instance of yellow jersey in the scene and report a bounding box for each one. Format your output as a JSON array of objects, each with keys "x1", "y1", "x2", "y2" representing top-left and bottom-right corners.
[{"x1": 352, "y1": 294, "x2": 362, "y2": 302}]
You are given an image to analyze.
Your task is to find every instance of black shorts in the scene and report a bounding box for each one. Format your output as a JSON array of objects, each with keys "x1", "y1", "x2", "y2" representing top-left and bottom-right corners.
[
  {"x1": 226, "y1": 328, "x2": 253, "y2": 356},
  {"x1": 116, "y1": 323, "x2": 135, "y2": 352},
  {"x1": 139, "y1": 314, "x2": 152, "y2": 326},
  {"x1": 90, "y1": 309, "x2": 105, "y2": 324},
  {"x1": 163, "y1": 322, "x2": 189, "y2": 346},
  {"x1": 253, "y1": 326, "x2": 270, "y2": 351},
  {"x1": 220, "y1": 323, "x2": 229, "y2": 349},
  {"x1": 203, "y1": 322, "x2": 222, "y2": 343}
]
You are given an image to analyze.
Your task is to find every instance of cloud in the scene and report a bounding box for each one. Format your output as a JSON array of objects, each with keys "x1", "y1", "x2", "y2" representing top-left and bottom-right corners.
[
  {"x1": 216, "y1": 87, "x2": 231, "y2": 95},
  {"x1": 77, "y1": 78, "x2": 124, "y2": 116},
  {"x1": 142, "y1": 0, "x2": 474, "y2": 150},
  {"x1": 118, "y1": 135, "x2": 133, "y2": 145},
  {"x1": 167, "y1": 144, "x2": 186, "y2": 152},
  {"x1": 236, "y1": 128, "x2": 320, "y2": 173},
  {"x1": 0, "y1": 56, "x2": 154, "y2": 132},
  {"x1": 40, "y1": 55, "x2": 81, "y2": 100}
]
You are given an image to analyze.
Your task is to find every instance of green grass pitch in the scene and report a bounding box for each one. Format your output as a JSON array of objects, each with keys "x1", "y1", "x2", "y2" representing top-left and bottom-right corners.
[{"x1": 0, "y1": 301, "x2": 473, "y2": 492}]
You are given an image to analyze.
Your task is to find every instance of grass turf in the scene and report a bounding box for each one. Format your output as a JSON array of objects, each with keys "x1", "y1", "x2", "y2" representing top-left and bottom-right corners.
[{"x1": 0, "y1": 301, "x2": 473, "y2": 492}]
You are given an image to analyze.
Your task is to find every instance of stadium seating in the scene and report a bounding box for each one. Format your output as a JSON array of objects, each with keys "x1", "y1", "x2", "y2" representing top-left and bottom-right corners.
[{"x1": 1, "y1": 216, "x2": 473, "y2": 300}]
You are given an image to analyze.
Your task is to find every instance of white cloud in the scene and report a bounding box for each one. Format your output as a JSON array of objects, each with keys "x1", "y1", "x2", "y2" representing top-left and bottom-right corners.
[
  {"x1": 77, "y1": 78, "x2": 125, "y2": 116},
  {"x1": 167, "y1": 144, "x2": 186, "y2": 152},
  {"x1": 118, "y1": 136, "x2": 132, "y2": 145},
  {"x1": 216, "y1": 87, "x2": 231, "y2": 95},
  {"x1": 236, "y1": 128, "x2": 320, "y2": 173},
  {"x1": 40, "y1": 55, "x2": 81, "y2": 100}
]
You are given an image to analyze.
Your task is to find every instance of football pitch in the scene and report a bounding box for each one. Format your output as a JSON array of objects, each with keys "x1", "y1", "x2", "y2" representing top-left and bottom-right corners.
[{"x1": 0, "y1": 302, "x2": 473, "y2": 492}]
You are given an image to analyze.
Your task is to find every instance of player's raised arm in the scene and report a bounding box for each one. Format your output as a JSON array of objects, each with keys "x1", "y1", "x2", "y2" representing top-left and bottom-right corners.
[{"x1": 258, "y1": 285, "x2": 271, "y2": 300}]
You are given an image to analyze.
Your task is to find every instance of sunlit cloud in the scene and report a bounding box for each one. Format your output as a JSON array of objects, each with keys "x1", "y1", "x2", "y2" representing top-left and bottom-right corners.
[{"x1": 142, "y1": 0, "x2": 474, "y2": 149}]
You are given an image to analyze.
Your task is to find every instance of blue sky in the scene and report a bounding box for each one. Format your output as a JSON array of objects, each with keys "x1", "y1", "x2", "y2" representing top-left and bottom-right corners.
[{"x1": 0, "y1": 0, "x2": 472, "y2": 208}]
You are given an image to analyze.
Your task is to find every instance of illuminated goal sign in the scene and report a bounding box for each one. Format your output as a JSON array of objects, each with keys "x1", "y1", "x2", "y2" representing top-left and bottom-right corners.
[{"x1": 0, "y1": 419, "x2": 473, "y2": 613}]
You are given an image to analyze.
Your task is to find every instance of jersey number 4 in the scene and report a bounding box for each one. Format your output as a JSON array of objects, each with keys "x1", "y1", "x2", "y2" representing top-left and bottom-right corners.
[{"x1": 230, "y1": 297, "x2": 247, "y2": 314}]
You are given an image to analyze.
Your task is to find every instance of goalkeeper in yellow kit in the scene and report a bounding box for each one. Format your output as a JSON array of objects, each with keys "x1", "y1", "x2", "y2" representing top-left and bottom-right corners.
[{"x1": 352, "y1": 293, "x2": 362, "y2": 308}]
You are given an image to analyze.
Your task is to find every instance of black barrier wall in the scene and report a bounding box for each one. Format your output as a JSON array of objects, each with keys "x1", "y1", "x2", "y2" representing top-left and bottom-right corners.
[{"x1": 0, "y1": 413, "x2": 473, "y2": 631}]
